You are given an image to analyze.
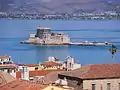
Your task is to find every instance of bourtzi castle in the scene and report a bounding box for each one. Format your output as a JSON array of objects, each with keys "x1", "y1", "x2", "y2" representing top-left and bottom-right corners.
[{"x1": 23, "y1": 26, "x2": 70, "y2": 45}]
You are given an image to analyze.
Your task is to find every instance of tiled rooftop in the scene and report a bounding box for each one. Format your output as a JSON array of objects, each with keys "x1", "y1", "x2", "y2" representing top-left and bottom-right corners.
[
  {"x1": 18, "y1": 64, "x2": 39, "y2": 67},
  {"x1": 60, "y1": 64, "x2": 120, "y2": 80},
  {"x1": 43, "y1": 71, "x2": 65, "y2": 84},
  {"x1": 0, "y1": 72, "x2": 15, "y2": 86},
  {"x1": 0, "y1": 64, "x2": 17, "y2": 69},
  {"x1": 0, "y1": 79, "x2": 48, "y2": 90},
  {"x1": 0, "y1": 56, "x2": 10, "y2": 59},
  {"x1": 40, "y1": 61, "x2": 62, "y2": 67},
  {"x1": 16, "y1": 69, "x2": 64, "y2": 79}
]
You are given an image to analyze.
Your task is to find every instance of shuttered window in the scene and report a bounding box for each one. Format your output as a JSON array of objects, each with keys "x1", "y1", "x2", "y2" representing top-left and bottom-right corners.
[
  {"x1": 92, "y1": 84, "x2": 96, "y2": 90},
  {"x1": 107, "y1": 83, "x2": 111, "y2": 90},
  {"x1": 119, "y1": 83, "x2": 120, "y2": 90}
]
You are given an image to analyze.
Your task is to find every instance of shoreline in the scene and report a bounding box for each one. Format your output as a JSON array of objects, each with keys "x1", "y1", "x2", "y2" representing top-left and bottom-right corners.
[{"x1": 20, "y1": 40, "x2": 112, "y2": 46}]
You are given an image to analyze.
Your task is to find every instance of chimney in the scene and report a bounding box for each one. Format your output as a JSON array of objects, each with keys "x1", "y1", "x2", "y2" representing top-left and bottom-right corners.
[{"x1": 21, "y1": 66, "x2": 29, "y2": 80}]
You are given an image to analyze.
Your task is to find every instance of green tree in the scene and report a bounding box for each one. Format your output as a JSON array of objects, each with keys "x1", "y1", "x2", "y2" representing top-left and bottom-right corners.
[{"x1": 109, "y1": 44, "x2": 117, "y2": 58}]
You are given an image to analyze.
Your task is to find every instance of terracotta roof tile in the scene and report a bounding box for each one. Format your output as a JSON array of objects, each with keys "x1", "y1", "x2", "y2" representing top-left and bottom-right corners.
[
  {"x1": 60, "y1": 64, "x2": 120, "y2": 79},
  {"x1": 43, "y1": 71, "x2": 65, "y2": 84},
  {"x1": 0, "y1": 56, "x2": 10, "y2": 59},
  {"x1": 16, "y1": 69, "x2": 64, "y2": 79},
  {"x1": 0, "y1": 64, "x2": 17, "y2": 69},
  {"x1": 0, "y1": 79, "x2": 48, "y2": 90},
  {"x1": 0, "y1": 72, "x2": 15, "y2": 87},
  {"x1": 40, "y1": 61, "x2": 62, "y2": 67},
  {"x1": 18, "y1": 64, "x2": 39, "y2": 67}
]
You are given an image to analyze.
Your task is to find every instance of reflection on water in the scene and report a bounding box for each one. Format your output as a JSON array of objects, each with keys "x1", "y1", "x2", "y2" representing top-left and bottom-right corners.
[
  {"x1": 35, "y1": 46, "x2": 69, "y2": 63},
  {"x1": 0, "y1": 20, "x2": 120, "y2": 64}
]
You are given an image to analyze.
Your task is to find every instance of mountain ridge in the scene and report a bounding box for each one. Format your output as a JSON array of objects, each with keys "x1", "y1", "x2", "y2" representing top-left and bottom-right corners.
[{"x1": 0, "y1": 0, "x2": 120, "y2": 13}]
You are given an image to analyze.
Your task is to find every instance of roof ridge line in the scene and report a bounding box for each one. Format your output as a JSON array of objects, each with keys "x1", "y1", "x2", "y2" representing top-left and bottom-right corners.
[{"x1": 80, "y1": 65, "x2": 92, "y2": 78}]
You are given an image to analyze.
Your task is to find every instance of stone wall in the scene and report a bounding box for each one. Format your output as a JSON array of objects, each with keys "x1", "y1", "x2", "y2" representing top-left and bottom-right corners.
[
  {"x1": 58, "y1": 75, "x2": 83, "y2": 90},
  {"x1": 83, "y1": 78, "x2": 120, "y2": 90}
]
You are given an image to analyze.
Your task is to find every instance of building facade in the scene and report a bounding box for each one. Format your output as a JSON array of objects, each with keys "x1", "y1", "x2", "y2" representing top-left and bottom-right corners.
[
  {"x1": 18, "y1": 64, "x2": 39, "y2": 71},
  {"x1": 0, "y1": 55, "x2": 17, "y2": 78},
  {"x1": 62, "y1": 56, "x2": 81, "y2": 71},
  {"x1": 39, "y1": 56, "x2": 63, "y2": 70},
  {"x1": 59, "y1": 64, "x2": 120, "y2": 90},
  {"x1": 83, "y1": 78, "x2": 120, "y2": 90}
]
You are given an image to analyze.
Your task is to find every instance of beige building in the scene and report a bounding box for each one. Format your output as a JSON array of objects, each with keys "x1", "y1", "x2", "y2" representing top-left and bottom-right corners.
[
  {"x1": 42, "y1": 85, "x2": 71, "y2": 90},
  {"x1": 59, "y1": 64, "x2": 120, "y2": 90},
  {"x1": 39, "y1": 60, "x2": 62, "y2": 70},
  {"x1": 18, "y1": 64, "x2": 39, "y2": 71},
  {"x1": 18, "y1": 56, "x2": 81, "y2": 71},
  {"x1": 0, "y1": 64, "x2": 17, "y2": 78},
  {"x1": 83, "y1": 78, "x2": 120, "y2": 90},
  {"x1": 39, "y1": 56, "x2": 63, "y2": 70}
]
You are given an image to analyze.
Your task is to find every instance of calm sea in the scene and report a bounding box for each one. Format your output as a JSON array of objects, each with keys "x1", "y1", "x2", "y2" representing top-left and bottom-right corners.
[{"x1": 0, "y1": 20, "x2": 120, "y2": 65}]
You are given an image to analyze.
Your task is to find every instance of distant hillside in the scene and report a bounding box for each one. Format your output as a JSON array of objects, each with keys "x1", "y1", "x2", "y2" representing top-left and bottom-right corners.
[{"x1": 0, "y1": 0, "x2": 120, "y2": 13}]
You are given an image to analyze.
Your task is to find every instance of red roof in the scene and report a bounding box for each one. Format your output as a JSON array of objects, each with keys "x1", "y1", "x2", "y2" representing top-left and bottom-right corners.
[
  {"x1": 0, "y1": 56, "x2": 10, "y2": 59},
  {"x1": 16, "y1": 69, "x2": 64, "y2": 79},
  {"x1": 0, "y1": 72, "x2": 15, "y2": 87},
  {"x1": 40, "y1": 61, "x2": 62, "y2": 67},
  {"x1": 0, "y1": 64, "x2": 17, "y2": 69},
  {"x1": 0, "y1": 79, "x2": 48, "y2": 90},
  {"x1": 18, "y1": 64, "x2": 39, "y2": 67},
  {"x1": 60, "y1": 64, "x2": 120, "y2": 79}
]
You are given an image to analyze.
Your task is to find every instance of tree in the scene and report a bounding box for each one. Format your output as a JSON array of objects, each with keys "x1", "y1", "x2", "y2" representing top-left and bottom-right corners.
[{"x1": 109, "y1": 44, "x2": 117, "y2": 58}]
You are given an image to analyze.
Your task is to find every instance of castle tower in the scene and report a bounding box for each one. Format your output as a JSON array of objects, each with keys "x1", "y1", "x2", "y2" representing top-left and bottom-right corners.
[{"x1": 36, "y1": 26, "x2": 51, "y2": 39}]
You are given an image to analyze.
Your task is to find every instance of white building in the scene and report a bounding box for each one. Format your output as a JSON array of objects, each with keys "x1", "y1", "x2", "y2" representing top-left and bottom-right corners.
[
  {"x1": 19, "y1": 66, "x2": 29, "y2": 80},
  {"x1": 0, "y1": 55, "x2": 17, "y2": 78},
  {"x1": 0, "y1": 55, "x2": 13, "y2": 64},
  {"x1": 63, "y1": 56, "x2": 81, "y2": 71},
  {"x1": 18, "y1": 64, "x2": 39, "y2": 71}
]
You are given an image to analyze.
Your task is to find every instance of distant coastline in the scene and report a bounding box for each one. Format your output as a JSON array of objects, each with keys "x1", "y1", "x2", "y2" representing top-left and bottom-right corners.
[{"x1": 0, "y1": 12, "x2": 120, "y2": 20}]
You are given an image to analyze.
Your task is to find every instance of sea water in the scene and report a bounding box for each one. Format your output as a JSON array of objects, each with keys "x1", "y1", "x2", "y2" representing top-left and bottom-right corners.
[{"x1": 0, "y1": 20, "x2": 120, "y2": 64}]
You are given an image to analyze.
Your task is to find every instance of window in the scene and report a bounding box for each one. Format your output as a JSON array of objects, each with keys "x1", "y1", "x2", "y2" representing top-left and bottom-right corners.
[
  {"x1": 92, "y1": 84, "x2": 96, "y2": 90},
  {"x1": 1, "y1": 59, "x2": 3, "y2": 61},
  {"x1": 14, "y1": 69, "x2": 16, "y2": 72},
  {"x1": 100, "y1": 84, "x2": 103, "y2": 90},
  {"x1": 118, "y1": 83, "x2": 120, "y2": 90},
  {"x1": 7, "y1": 69, "x2": 12, "y2": 73},
  {"x1": 9, "y1": 58, "x2": 11, "y2": 61},
  {"x1": 107, "y1": 83, "x2": 111, "y2": 90},
  {"x1": 7, "y1": 69, "x2": 10, "y2": 73},
  {"x1": 0, "y1": 69, "x2": 4, "y2": 71},
  {"x1": 35, "y1": 67, "x2": 38, "y2": 70}
]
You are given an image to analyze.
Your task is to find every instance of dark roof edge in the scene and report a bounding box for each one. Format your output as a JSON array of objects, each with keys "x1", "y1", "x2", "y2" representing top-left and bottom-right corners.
[
  {"x1": 59, "y1": 74, "x2": 120, "y2": 80},
  {"x1": 82, "y1": 77, "x2": 120, "y2": 80}
]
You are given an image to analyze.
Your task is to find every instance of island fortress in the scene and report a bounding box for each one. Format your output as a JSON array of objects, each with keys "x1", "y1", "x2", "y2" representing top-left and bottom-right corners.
[
  {"x1": 21, "y1": 26, "x2": 70, "y2": 45},
  {"x1": 21, "y1": 26, "x2": 112, "y2": 46}
]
